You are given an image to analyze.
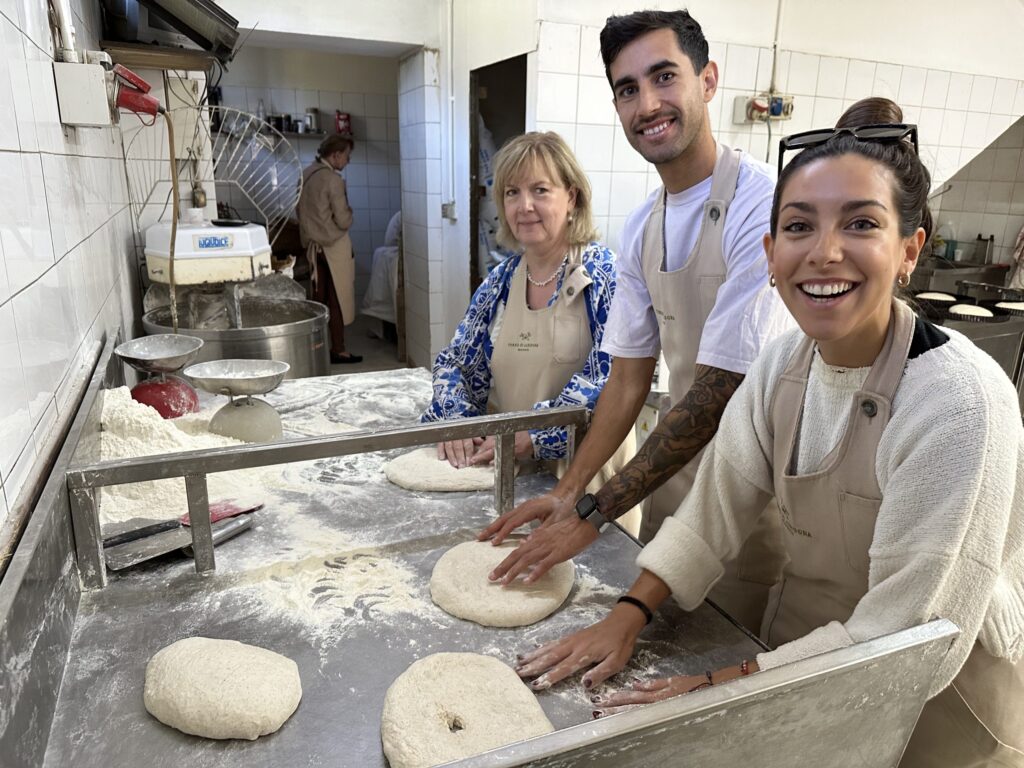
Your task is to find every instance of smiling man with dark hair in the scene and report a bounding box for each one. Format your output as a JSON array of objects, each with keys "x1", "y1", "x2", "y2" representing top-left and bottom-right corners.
[{"x1": 482, "y1": 8, "x2": 795, "y2": 635}]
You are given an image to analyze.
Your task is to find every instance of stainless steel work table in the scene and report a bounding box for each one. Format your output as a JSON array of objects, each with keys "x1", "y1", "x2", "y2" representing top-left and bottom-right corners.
[{"x1": 42, "y1": 369, "x2": 762, "y2": 768}]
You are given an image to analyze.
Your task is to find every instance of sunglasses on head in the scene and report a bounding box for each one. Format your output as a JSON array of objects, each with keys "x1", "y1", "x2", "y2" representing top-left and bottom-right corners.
[{"x1": 777, "y1": 123, "x2": 919, "y2": 176}]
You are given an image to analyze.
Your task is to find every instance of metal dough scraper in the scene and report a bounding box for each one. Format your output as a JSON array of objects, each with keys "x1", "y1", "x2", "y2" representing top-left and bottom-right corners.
[{"x1": 104, "y1": 502, "x2": 261, "y2": 570}]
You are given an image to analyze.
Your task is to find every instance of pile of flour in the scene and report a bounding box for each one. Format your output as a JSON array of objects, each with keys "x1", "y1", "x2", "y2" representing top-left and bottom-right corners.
[{"x1": 97, "y1": 387, "x2": 266, "y2": 525}]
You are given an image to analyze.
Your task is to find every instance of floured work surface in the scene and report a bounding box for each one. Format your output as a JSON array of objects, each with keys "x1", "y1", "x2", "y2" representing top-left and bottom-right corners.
[{"x1": 44, "y1": 369, "x2": 761, "y2": 768}]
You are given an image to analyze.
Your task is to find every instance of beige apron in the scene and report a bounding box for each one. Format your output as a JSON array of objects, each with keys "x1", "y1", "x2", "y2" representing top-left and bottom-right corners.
[
  {"x1": 768, "y1": 300, "x2": 1024, "y2": 766},
  {"x1": 490, "y1": 251, "x2": 639, "y2": 534},
  {"x1": 307, "y1": 236, "x2": 356, "y2": 327},
  {"x1": 640, "y1": 144, "x2": 786, "y2": 627}
]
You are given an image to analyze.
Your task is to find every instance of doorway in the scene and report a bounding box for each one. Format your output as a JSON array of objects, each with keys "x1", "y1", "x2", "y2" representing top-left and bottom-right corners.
[{"x1": 469, "y1": 54, "x2": 527, "y2": 291}]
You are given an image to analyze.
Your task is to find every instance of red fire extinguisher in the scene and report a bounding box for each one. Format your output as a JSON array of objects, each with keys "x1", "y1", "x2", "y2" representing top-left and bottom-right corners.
[{"x1": 335, "y1": 110, "x2": 351, "y2": 134}]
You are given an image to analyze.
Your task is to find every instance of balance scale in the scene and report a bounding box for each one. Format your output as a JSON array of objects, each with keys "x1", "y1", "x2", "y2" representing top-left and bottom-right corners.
[
  {"x1": 145, "y1": 216, "x2": 273, "y2": 286},
  {"x1": 114, "y1": 334, "x2": 204, "y2": 419},
  {"x1": 183, "y1": 359, "x2": 290, "y2": 442}
]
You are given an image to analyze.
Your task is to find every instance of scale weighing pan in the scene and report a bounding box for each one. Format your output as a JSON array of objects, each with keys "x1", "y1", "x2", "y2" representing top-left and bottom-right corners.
[
  {"x1": 184, "y1": 359, "x2": 290, "y2": 442},
  {"x1": 115, "y1": 334, "x2": 204, "y2": 418},
  {"x1": 114, "y1": 334, "x2": 204, "y2": 375},
  {"x1": 183, "y1": 359, "x2": 289, "y2": 397}
]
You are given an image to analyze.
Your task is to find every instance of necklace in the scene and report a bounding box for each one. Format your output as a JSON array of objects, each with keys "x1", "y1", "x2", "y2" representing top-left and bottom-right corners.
[{"x1": 526, "y1": 254, "x2": 568, "y2": 287}]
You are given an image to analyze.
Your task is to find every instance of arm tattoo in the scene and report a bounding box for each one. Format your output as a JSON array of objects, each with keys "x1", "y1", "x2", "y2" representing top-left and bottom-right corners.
[{"x1": 596, "y1": 364, "x2": 744, "y2": 519}]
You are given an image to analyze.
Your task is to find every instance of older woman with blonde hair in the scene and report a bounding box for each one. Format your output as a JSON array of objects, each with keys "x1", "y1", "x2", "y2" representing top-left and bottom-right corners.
[{"x1": 423, "y1": 132, "x2": 633, "y2": 514}]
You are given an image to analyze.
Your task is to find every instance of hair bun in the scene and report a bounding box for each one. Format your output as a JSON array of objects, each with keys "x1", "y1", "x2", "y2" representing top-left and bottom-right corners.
[{"x1": 835, "y1": 97, "x2": 904, "y2": 129}]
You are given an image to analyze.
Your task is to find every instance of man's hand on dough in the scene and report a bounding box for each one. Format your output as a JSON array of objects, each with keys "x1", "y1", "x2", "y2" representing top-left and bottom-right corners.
[
  {"x1": 436, "y1": 437, "x2": 484, "y2": 468},
  {"x1": 488, "y1": 515, "x2": 598, "y2": 585},
  {"x1": 477, "y1": 492, "x2": 574, "y2": 545},
  {"x1": 468, "y1": 431, "x2": 534, "y2": 466},
  {"x1": 514, "y1": 606, "x2": 646, "y2": 691}
]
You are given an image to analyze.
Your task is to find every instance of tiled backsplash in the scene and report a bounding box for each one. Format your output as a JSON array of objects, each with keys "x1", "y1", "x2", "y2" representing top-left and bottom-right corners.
[
  {"x1": 217, "y1": 76, "x2": 401, "y2": 298},
  {"x1": 533, "y1": 21, "x2": 1024, "y2": 255},
  {"x1": 0, "y1": 0, "x2": 139, "y2": 528},
  {"x1": 933, "y1": 117, "x2": 1024, "y2": 265}
]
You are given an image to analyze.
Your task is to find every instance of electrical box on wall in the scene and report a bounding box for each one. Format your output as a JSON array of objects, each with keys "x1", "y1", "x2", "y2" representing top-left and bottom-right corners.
[
  {"x1": 53, "y1": 62, "x2": 114, "y2": 127},
  {"x1": 732, "y1": 94, "x2": 795, "y2": 125}
]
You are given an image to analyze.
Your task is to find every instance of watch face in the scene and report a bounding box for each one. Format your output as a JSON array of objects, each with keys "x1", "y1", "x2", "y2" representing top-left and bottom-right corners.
[{"x1": 576, "y1": 494, "x2": 597, "y2": 518}]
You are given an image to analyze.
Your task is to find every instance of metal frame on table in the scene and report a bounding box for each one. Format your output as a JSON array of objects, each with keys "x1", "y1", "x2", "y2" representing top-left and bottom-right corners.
[
  {"x1": 67, "y1": 401, "x2": 589, "y2": 590},
  {"x1": 451, "y1": 619, "x2": 960, "y2": 768}
]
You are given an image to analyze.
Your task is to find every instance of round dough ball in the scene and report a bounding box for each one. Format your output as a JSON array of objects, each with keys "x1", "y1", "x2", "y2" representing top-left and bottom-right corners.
[
  {"x1": 430, "y1": 540, "x2": 574, "y2": 627},
  {"x1": 144, "y1": 637, "x2": 301, "y2": 740},
  {"x1": 385, "y1": 447, "x2": 495, "y2": 492},
  {"x1": 950, "y1": 303, "x2": 993, "y2": 318},
  {"x1": 381, "y1": 653, "x2": 553, "y2": 768}
]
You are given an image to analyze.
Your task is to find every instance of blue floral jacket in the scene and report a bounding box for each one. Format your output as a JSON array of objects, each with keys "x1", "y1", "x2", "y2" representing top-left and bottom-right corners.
[{"x1": 421, "y1": 242, "x2": 617, "y2": 460}]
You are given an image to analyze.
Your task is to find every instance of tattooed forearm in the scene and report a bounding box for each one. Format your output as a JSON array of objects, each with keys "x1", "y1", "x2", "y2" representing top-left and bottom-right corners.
[{"x1": 596, "y1": 364, "x2": 744, "y2": 519}]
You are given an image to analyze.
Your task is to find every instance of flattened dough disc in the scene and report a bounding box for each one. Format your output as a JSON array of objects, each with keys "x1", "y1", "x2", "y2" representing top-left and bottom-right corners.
[
  {"x1": 430, "y1": 540, "x2": 574, "y2": 627},
  {"x1": 381, "y1": 653, "x2": 553, "y2": 768},
  {"x1": 385, "y1": 446, "x2": 503, "y2": 492}
]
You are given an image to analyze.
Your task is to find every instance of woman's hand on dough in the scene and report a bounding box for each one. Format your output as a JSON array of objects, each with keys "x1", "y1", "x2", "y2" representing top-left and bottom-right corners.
[
  {"x1": 589, "y1": 674, "x2": 710, "y2": 716},
  {"x1": 488, "y1": 515, "x2": 598, "y2": 585},
  {"x1": 513, "y1": 605, "x2": 646, "y2": 691},
  {"x1": 591, "y1": 658, "x2": 758, "y2": 716},
  {"x1": 436, "y1": 437, "x2": 484, "y2": 468},
  {"x1": 468, "y1": 431, "x2": 534, "y2": 466},
  {"x1": 477, "y1": 491, "x2": 574, "y2": 545}
]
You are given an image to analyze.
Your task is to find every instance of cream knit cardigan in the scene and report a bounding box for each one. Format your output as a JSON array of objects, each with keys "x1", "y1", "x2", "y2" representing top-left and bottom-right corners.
[{"x1": 637, "y1": 326, "x2": 1024, "y2": 696}]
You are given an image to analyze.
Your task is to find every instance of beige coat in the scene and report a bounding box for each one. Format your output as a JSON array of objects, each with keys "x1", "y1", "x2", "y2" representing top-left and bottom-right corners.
[{"x1": 298, "y1": 160, "x2": 356, "y2": 325}]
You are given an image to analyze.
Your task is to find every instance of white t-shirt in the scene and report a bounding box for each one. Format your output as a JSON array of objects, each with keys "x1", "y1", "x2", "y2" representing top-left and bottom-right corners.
[{"x1": 601, "y1": 149, "x2": 795, "y2": 374}]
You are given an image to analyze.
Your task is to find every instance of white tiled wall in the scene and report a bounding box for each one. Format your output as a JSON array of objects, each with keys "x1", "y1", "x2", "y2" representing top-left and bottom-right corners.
[
  {"x1": 398, "y1": 50, "x2": 443, "y2": 368},
  {"x1": 532, "y1": 21, "x2": 1024, "y2": 254},
  {"x1": 933, "y1": 117, "x2": 1024, "y2": 266},
  {"x1": 217, "y1": 76, "x2": 401, "y2": 299},
  {"x1": 0, "y1": 0, "x2": 138, "y2": 527}
]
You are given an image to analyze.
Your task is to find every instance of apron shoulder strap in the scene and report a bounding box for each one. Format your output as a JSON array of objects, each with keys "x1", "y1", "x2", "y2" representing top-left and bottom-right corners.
[
  {"x1": 305, "y1": 164, "x2": 334, "y2": 183},
  {"x1": 858, "y1": 299, "x2": 916, "y2": 403},
  {"x1": 639, "y1": 189, "x2": 666, "y2": 273},
  {"x1": 767, "y1": 335, "x2": 816, "y2": 441},
  {"x1": 708, "y1": 143, "x2": 744, "y2": 211},
  {"x1": 561, "y1": 246, "x2": 596, "y2": 326}
]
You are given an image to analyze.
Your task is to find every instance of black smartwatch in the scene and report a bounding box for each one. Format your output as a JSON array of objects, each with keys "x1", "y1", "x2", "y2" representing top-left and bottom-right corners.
[{"x1": 575, "y1": 493, "x2": 611, "y2": 532}]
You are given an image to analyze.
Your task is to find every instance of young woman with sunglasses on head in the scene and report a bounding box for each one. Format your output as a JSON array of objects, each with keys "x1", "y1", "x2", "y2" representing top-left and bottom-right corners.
[{"x1": 514, "y1": 98, "x2": 1024, "y2": 766}]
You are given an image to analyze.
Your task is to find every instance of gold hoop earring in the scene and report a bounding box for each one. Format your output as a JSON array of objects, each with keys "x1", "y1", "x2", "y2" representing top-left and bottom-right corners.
[
  {"x1": 896, "y1": 272, "x2": 910, "y2": 288},
  {"x1": 769, "y1": 274, "x2": 776, "y2": 288}
]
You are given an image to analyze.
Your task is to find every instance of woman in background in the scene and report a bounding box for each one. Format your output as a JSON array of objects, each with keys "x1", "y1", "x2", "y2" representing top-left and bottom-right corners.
[{"x1": 297, "y1": 133, "x2": 361, "y2": 364}]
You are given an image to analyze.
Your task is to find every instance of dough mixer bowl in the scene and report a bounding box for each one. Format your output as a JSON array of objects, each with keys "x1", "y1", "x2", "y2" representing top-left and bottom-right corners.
[
  {"x1": 114, "y1": 334, "x2": 204, "y2": 376},
  {"x1": 183, "y1": 359, "x2": 290, "y2": 398}
]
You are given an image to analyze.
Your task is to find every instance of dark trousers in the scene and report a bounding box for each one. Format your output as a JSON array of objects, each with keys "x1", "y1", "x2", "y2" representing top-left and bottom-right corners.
[{"x1": 312, "y1": 250, "x2": 346, "y2": 354}]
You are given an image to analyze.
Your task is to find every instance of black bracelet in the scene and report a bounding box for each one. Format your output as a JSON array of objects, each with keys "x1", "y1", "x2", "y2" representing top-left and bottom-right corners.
[{"x1": 616, "y1": 595, "x2": 653, "y2": 625}]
